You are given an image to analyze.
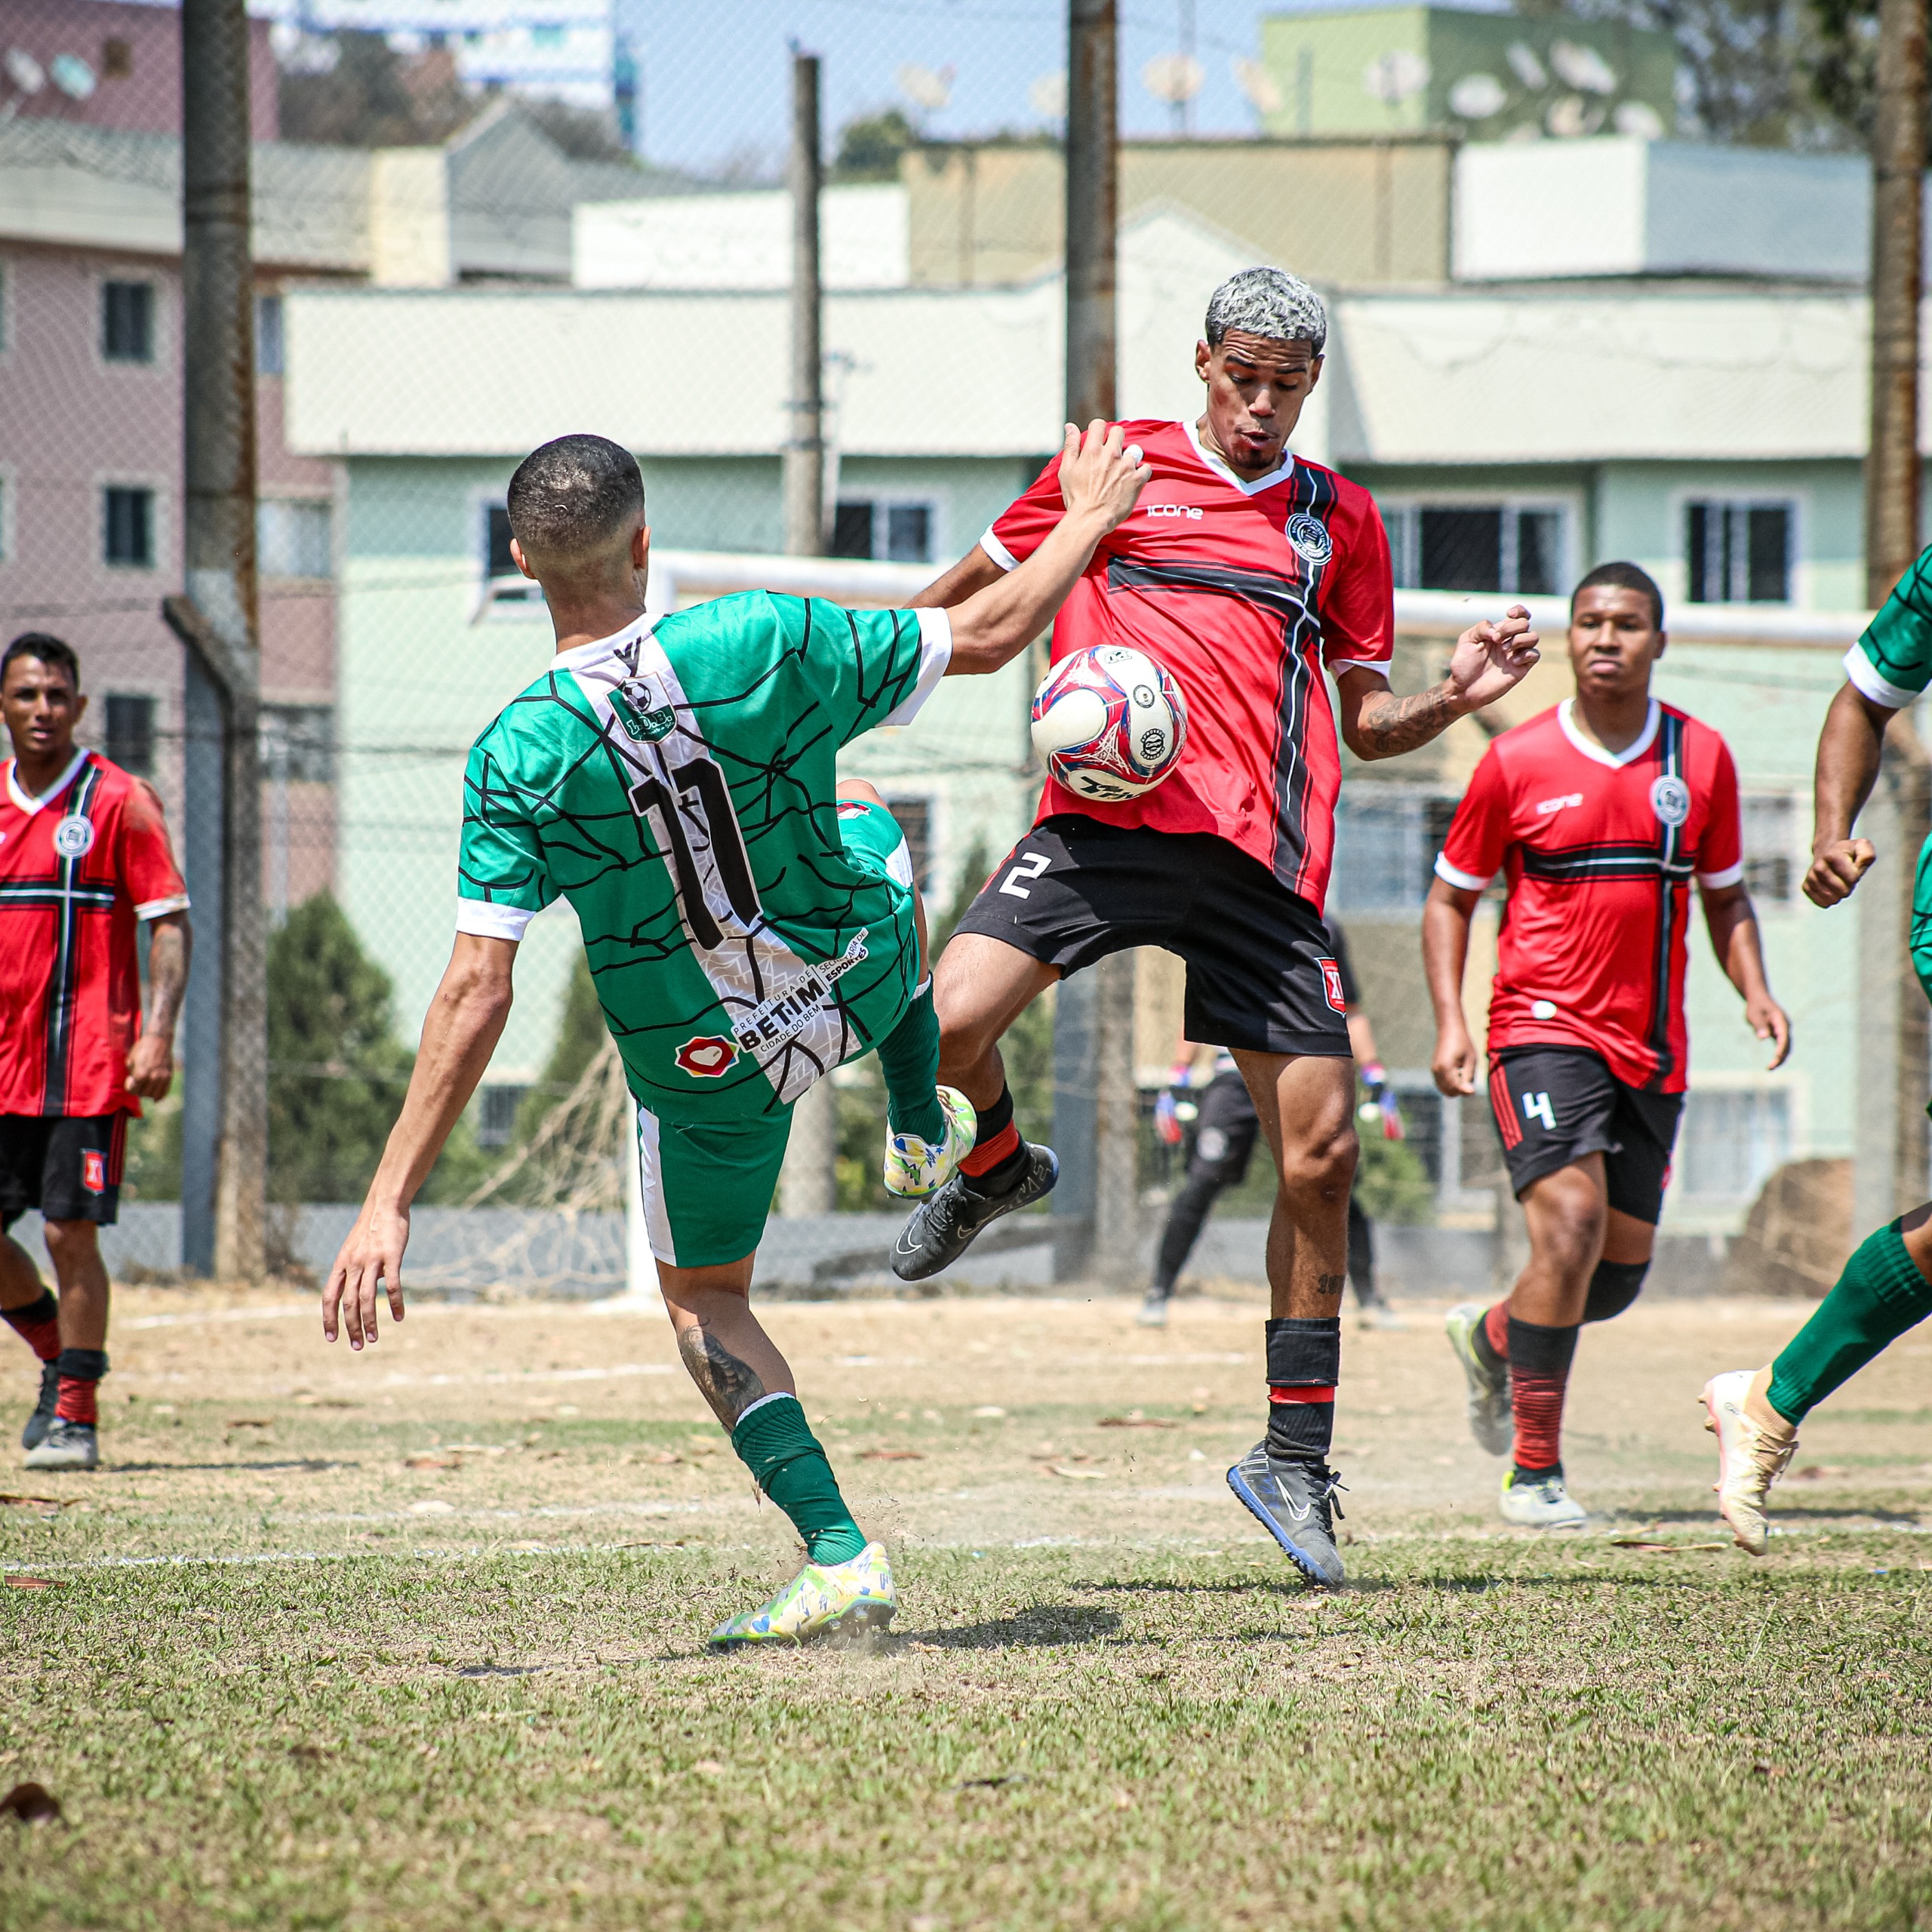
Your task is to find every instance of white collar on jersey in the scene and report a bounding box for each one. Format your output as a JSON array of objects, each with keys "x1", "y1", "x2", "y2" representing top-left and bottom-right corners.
[
  {"x1": 1558, "y1": 697, "x2": 1660, "y2": 769},
  {"x1": 5, "y1": 746, "x2": 89, "y2": 816},
  {"x1": 549, "y1": 611, "x2": 655, "y2": 673},
  {"x1": 1183, "y1": 417, "x2": 1297, "y2": 497}
]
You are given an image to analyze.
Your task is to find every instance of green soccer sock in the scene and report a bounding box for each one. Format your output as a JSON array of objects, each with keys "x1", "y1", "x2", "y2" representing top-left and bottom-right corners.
[
  {"x1": 876, "y1": 979, "x2": 945, "y2": 1143},
  {"x1": 1766, "y1": 1219, "x2": 1932, "y2": 1425},
  {"x1": 730, "y1": 1392, "x2": 868, "y2": 1566}
]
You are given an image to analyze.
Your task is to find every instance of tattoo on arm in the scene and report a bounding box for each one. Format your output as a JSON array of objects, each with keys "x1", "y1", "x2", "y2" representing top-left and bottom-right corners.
[
  {"x1": 678, "y1": 1324, "x2": 768, "y2": 1429},
  {"x1": 1353, "y1": 685, "x2": 1460, "y2": 758}
]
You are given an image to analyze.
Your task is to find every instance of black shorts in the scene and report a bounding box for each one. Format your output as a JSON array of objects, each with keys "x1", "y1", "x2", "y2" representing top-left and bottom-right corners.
[
  {"x1": 1487, "y1": 1048, "x2": 1682, "y2": 1224},
  {"x1": 1186, "y1": 1069, "x2": 1262, "y2": 1183},
  {"x1": 0, "y1": 1114, "x2": 127, "y2": 1232},
  {"x1": 955, "y1": 817, "x2": 1352, "y2": 1057}
]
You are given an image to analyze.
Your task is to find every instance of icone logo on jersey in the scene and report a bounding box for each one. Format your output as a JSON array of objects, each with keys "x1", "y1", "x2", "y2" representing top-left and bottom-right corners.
[
  {"x1": 674, "y1": 1035, "x2": 739, "y2": 1078},
  {"x1": 1535, "y1": 792, "x2": 1583, "y2": 817},
  {"x1": 1284, "y1": 513, "x2": 1333, "y2": 565},
  {"x1": 1146, "y1": 502, "x2": 1204, "y2": 521},
  {"x1": 1318, "y1": 956, "x2": 1347, "y2": 1013},
  {"x1": 1649, "y1": 775, "x2": 1691, "y2": 829},
  {"x1": 53, "y1": 814, "x2": 94, "y2": 860}
]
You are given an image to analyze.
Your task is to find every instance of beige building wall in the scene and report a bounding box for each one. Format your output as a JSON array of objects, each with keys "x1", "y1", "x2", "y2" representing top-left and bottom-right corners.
[{"x1": 904, "y1": 138, "x2": 1454, "y2": 291}]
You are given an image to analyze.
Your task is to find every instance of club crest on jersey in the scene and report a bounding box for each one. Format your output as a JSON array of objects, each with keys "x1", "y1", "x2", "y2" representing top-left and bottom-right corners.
[
  {"x1": 81, "y1": 1149, "x2": 106, "y2": 1194},
  {"x1": 612, "y1": 682, "x2": 676, "y2": 743},
  {"x1": 1284, "y1": 513, "x2": 1333, "y2": 566},
  {"x1": 1650, "y1": 775, "x2": 1691, "y2": 829},
  {"x1": 1318, "y1": 955, "x2": 1348, "y2": 1013},
  {"x1": 675, "y1": 1035, "x2": 739, "y2": 1078},
  {"x1": 52, "y1": 814, "x2": 94, "y2": 859}
]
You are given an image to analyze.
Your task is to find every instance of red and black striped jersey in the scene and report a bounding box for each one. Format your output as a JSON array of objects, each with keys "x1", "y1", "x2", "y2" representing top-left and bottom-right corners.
[
  {"x1": 1435, "y1": 700, "x2": 1743, "y2": 1094},
  {"x1": 983, "y1": 418, "x2": 1394, "y2": 913},
  {"x1": 0, "y1": 751, "x2": 189, "y2": 1118}
]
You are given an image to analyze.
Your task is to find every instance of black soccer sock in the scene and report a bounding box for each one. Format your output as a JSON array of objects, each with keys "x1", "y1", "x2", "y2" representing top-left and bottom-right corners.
[
  {"x1": 958, "y1": 1084, "x2": 1026, "y2": 1195},
  {"x1": 2, "y1": 1289, "x2": 61, "y2": 1364},
  {"x1": 1346, "y1": 1195, "x2": 1376, "y2": 1305},
  {"x1": 1263, "y1": 1315, "x2": 1341, "y2": 1465},
  {"x1": 1152, "y1": 1171, "x2": 1226, "y2": 1295},
  {"x1": 1583, "y1": 1259, "x2": 1648, "y2": 1324}
]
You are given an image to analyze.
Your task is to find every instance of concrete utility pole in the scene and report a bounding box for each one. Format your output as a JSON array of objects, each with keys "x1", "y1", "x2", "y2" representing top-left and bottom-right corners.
[
  {"x1": 1856, "y1": 0, "x2": 1932, "y2": 1227},
  {"x1": 165, "y1": 0, "x2": 264, "y2": 1281},
  {"x1": 1055, "y1": 0, "x2": 1137, "y2": 1282},
  {"x1": 778, "y1": 44, "x2": 838, "y2": 1219}
]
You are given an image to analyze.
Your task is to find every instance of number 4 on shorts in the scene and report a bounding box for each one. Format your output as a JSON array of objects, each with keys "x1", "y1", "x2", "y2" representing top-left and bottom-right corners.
[{"x1": 1522, "y1": 1091, "x2": 1555, "y2": 1132}]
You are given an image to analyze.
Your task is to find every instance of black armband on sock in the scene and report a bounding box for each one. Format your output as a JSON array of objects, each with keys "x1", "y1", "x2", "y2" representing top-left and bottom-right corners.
[
  {"x1": 55, "y1": 1347, "x2": 108, "y2": 1383},
  {"x1": 1503, "y1": 1317, "x2": 1576, "y2": 1377},
  {"x1": 2, "y1": 1290, "x2": 57, "y2": 1332},
  {"x1": 1583, "y1": 1259, "x2": 1648, "y2": 1325},
  {"x1": 972, "y1": 1084, "x2": 1014, "y2": 1150},
  {"x1": 1264, "y1": 1316, "x2": 1341, "y2": 1388}
]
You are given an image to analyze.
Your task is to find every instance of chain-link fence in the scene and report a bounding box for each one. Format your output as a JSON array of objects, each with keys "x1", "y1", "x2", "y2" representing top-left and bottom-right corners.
[{"x1": 0, "y1": 0, "x2": 1910, "y2": 1300}]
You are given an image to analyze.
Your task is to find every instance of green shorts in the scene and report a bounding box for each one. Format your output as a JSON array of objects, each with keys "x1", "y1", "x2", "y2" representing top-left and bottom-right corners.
[{"x1": 634, "y1": 798, "x2": 915, "y2": 1269}]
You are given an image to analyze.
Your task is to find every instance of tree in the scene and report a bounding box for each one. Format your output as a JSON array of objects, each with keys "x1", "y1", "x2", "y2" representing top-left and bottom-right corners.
[
  {"x1": 266, "y1": 894, "x2": 486, "y2": 1204},
  {"x1": 279, "y1": 33, "x2": 475, "y2": 149},
  {"x1": 510, "y1": 949, "x2": 608, "y2": 1148},
  {"x1": 830, "y1": 107, "x2": 919, "y2": 182}
]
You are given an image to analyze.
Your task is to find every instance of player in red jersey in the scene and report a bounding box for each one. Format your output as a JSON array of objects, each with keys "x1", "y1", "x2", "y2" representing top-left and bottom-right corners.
[
  {"x1": 1425, "y1": 563, "x2": 1789, "y2": 1529},
  {"x1": 892, "y1": 266, "x2": 1542, "y2": 1588},
  {"x1": 0, "y1": 634, "x2": 192, "y2": 1471}
]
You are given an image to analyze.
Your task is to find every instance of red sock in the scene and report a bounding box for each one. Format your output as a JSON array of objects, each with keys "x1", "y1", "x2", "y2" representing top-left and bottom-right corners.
[
  {"x1": 55, "y1": 1376, "x2": 97, "y2": 1426},
  {"x1": 3, "y1": 1291, "x2": 60, "y2": 1364},
  {"x1": 1482, "y1": 1301, "x2": 1510, "y2": 1360},
  {"x1": 960, "y1": 1121, "x2": 1019, "y2": 1176},
  {"x1": 1506, "y1": 1316, "x2": 1577, "y2": 1473}
]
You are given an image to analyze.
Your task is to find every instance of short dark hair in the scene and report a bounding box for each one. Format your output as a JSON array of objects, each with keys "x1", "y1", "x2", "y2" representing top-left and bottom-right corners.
[
  {"x1": 2, "y1": 632, "x2": 81, "y2": 691},
  {"x1": 506, "y1": 434, "x2": 645, "y2": 561},
  {"x1": 1572, "y1": 561, "x2": 1663, "y2": 630}
]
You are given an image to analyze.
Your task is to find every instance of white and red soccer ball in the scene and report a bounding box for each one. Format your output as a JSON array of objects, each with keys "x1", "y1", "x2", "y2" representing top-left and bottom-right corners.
[{"x1": 1029, "y1": 645, "x2": 1187, "y2": 802}]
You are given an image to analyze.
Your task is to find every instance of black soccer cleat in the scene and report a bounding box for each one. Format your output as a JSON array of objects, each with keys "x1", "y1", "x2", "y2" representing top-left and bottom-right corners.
[
  {"x1": 20, "y1": 1361, "x2": 59, "y2": 1453},
  {"x1": 1226, "y1": 1441, "x2": 1347, "y2": 1588},
  {"x1": 890, "y1": 1142, "x2": 1059, "y2": 1281}
]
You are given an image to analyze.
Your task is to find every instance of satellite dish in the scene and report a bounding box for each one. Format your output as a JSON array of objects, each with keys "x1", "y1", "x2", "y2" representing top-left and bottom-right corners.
[
  {"x1": 1361, "y1": 49, "x2": 1429, "y2": 108},
  {"x1": 1614, "y1": 100, "x2": 1665, "y2": 139},
  {"x1": 1448, "y1": 72, "x2": 1508, "y2": 120},
  {"x1": 1549, "y1": 40, "x2": 1617, "y2": 94},
  {"x1": 1142, "y1": 53, "x2": 1204, "y2": 106},
  {"x1": 50, "y1": 52, "x2": 95, "y2": 99},
  {"x1": 1028, "y1": 69, "x2": 1066, "y2": 119},
  {"x1": 897, "y1": 62, "x2": 953, "y2": 112},
  {"x1": 1231, "y1": 55, "x2": 1282, "y2": 118},
  {"x1": 1505, "y1": 42, "x2": 1546, "y2": 90},
  {"x1": 5, "y1": 48, "x2": 46, "y2": 94}
]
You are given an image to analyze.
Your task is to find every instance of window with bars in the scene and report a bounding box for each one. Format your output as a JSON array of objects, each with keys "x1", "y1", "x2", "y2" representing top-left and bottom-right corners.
[
  {"x1": 105, "y1": 694, "x2": 155, "y2": 777},
  {"x1": 1383, "y1": 502, "x2": 1567, "y2": 596},
  {"x1": 1678, "y1": 1089, "x2": 1789, "y2": 1201},
  {"x1": 102, "y1": 280, "x2": 154, "y2": 362},
  {"x1": 477, "y1": 1084, "x2": 530, "y2": 1148},
  {"x1": 1686, "y1": 500, "x2": 1792, "y2": 603},
  {"x1": 1330, "y1": 787, "x2": 1464, "y2": 912},
  {"x1": 256, "y1": 294, "x2": 285, "y2": 375},
  {"x1": 258, "y1": 498, "x2": 333, "y2": 579},
  {"x1": 260, "y1": 705, "x2": 335, "y2": 783},
  {"x1": 1741, "y1": 792, "x2": 1796, "y2": 902},
  {"x1": 482, "y1": 503, "x2": 542, "y2": 605},
  {"x1": 103, "y1": 486, "x2": 153, "y2": 566},
  {"x1": 831, "y1": 499, "x2": 936, "y2": 565}
]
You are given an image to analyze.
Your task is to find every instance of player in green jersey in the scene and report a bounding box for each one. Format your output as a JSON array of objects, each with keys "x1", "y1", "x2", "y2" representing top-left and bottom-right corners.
[
  {"x1": 1703, "y1": 541, "x2": 1932, "y2": 1552},
  {"x1": 322, "y1": 426, "x2": 1152, "y2": 1644}
]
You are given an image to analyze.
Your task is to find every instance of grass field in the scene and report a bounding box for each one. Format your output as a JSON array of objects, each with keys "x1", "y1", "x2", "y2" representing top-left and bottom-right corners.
[{"x1": 2, "y1": 1285, "x2": 1930, "y2": 1930}]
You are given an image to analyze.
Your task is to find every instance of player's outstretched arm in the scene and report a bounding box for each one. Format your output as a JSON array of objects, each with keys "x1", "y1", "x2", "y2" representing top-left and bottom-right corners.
[
  {"x1": 943, "y1": 421, "x2": 1151, "y2": 676},
  {"x1": 1805, "y1": 681, "x2": 1895, "y2": 906},
  {"x1": 1423, "y1": 878, "x2": 1481, "y2": 1097},
  {"x1": 1701, "y1": 881, "x2": 1792, "y2": 1069},
  {"x1": 1335, "y1": 609, "x2": 1541, "y2": 761},
  {"x1": 322, "y1": 934, "x2": 518, "y2": 1351}
]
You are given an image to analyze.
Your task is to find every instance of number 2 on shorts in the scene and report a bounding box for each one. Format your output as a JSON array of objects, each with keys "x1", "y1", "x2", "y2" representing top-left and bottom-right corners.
[{"x1": 999, "y1": 850, "x2": 1052, "y2": 900}]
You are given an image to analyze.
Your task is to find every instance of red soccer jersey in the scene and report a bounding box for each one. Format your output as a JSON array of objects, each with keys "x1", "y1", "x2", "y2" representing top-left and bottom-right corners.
[
  {"x1": 983, "y1": 417, "x2": 1393, "y2": 911},
  {"x1": 0, "y1": 750, "x2": 190, "y2": 1118},
  {"x1": 1435, "y1": 700, "x2": 1744, "y2": 1094}
]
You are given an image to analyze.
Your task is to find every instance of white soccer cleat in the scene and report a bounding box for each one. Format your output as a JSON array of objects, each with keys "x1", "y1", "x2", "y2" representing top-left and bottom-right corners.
[
  {"x1": 1702, "y1": 1368, "x2": 1796, "y2": 1556},
  {"x1": 1444, "y1": 1301, "x2": 1512, "y2": 1457},
  {"x1": 1498, "y1": 1467, "x2": 1589, "y2": 1530},
  {"x1": 882, "y1": 1085, "x2": 977, "y2": 1198}
]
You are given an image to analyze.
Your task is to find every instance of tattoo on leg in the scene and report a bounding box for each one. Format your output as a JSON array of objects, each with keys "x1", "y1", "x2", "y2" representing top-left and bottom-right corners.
[
  {"x1": 1316, "y1": 1272, "x2": 1347, "y2": 1298},
  {"x1": 678, "y1": 1324, "x2": 768, "y2": 1428}
]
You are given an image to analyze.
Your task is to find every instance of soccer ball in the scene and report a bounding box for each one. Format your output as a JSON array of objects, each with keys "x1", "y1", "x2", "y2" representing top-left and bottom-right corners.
[{"x1": 1029, "y1": 646, "x2": 1187, "y2": 802}]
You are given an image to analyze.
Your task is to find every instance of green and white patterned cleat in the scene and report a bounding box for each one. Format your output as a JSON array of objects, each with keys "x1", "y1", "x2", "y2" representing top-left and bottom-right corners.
[
  {"x1": 709, "y1": 1540, "x2": 897, "y2": 1650},
  {"x1": 882, "y1": 1086, "x2": 977, "y2": 1199}
]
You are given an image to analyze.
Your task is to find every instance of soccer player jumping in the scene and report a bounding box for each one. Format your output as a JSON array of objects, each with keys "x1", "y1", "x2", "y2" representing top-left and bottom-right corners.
[
  {"x1": 894, "y1": 266, "x2": 1542, "y2": 1587},
  {"x1": 1703, "y1": 540, "x2": 1932, "y2": 1552},
  {"x1": 1428, "y1": 563, "x2": 1790, "y2": 1530},
  {"x1": 322, "y1": 426, "x2": 1151, "y2": 1647}
]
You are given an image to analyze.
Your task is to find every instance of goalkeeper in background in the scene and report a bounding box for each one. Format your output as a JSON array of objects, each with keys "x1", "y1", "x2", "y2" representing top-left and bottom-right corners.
[
  {"x1": 322, "y1": 426, "x2": 1151, "y2": 1647},
  {"x1": 1142, "y1": 917, "x2": 1405, "y2": 1331}
]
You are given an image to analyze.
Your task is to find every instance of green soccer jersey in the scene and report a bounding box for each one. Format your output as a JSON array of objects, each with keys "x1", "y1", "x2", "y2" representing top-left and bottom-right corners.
[
  {"x1": 1847, "y1": 541, "x2": 1932, "y2": 709},
  {"x1": 456, "y1": 592, "x2": 950, "y2": 1123}
]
